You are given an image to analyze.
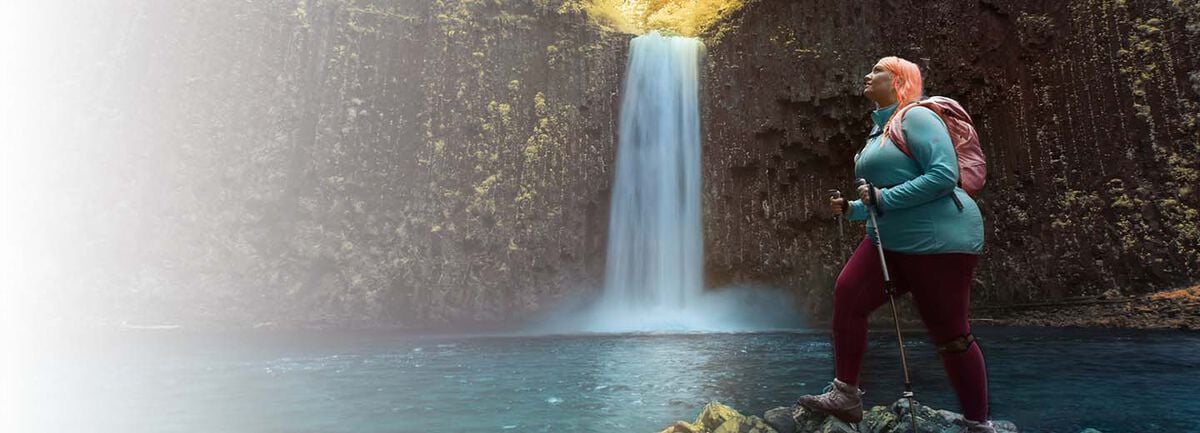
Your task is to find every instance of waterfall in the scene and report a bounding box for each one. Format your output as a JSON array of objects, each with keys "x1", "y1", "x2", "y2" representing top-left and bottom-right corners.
[
  {"x1": 524, "y1": 32, "x2": 805, "y2": 335},
  {"x1": 571, "y1": 32, "x2": 700, "y2": 331},
  {"x1": 594, "y1": 31, "x2": 704, "y2": 329}
]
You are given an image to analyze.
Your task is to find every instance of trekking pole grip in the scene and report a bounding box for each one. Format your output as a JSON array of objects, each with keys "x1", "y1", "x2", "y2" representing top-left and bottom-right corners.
[
  {"x1": 854, "y1": 178, "x2": 883, "y2": 217},
  {"x1": 827, "y1": 189, "x2": 844, "y2": 239}
]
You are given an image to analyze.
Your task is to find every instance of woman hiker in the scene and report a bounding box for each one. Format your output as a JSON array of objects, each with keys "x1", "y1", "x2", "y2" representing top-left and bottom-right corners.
[{"x1": 795, "y1": 56, "x2": 994, "y2": 433}]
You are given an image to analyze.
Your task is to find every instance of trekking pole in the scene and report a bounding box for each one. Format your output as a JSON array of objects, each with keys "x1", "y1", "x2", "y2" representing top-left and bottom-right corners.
[
  {"x1": 855, "y1": 178, "x2": 919, "y2": 433},
  {"x1": 827, "y1": 189, "x2": 844, "y2": 240}
]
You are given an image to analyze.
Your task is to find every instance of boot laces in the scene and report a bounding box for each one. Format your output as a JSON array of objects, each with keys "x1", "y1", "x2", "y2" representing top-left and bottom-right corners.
[
  {"x1": 818, "y1": 381, "x2": 862, "y2": 403},
  {"x1": 818, "y1": 382, "x2": 842, "y2": 403},
  {"x1": 827, "y1": 381, "x2": 864, "y2": 397}
]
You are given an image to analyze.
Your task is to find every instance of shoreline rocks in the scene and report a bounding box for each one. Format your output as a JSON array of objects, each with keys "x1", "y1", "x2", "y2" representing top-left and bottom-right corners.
[
  {"x1": 659, "y1": 399, "x2": 1105, "y2": 433},
  {"x1": 975, "y1": 285, "x2": 1200, "y2": 330}
]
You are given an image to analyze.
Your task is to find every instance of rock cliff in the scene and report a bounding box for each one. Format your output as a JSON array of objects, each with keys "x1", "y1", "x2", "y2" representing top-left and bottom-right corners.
[
  {"x1": 701, "y1": 0, "x2": 1199, "y2": 315},
  {"x1": 44, "y1": 0, "x2": 1198, "y2": 328}
]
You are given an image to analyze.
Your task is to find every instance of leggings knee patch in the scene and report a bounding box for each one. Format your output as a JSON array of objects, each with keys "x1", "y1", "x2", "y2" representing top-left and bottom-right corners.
[{"x1": 936, "y1": 334, "x2": 976, "y2": 354}]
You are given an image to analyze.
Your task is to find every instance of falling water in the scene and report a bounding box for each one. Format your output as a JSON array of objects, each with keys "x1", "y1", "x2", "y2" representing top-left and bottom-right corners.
[
  {"x1": 525, "y1": 32, "x2": 805, "y2": 334},
  {"x1": 600, "y1": 32, "x2": 704, "y2": 321}
]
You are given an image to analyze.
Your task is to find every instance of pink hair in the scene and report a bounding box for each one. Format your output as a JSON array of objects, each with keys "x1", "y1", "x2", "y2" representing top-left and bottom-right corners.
[
  {"x1": 878, "y1": 56, "x2": 924, "y2": 146},
  {"x1": 879, "y1": 56, "x2": 923, "y2": 106}
]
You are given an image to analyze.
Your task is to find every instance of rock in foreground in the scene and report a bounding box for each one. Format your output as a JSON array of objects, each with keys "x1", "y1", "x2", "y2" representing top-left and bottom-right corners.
[
  {"x1": 659, "y1": 399, "x2": 1053, "y2": 433},
  {"x1": 657, "y1": 400, "x2": 775, "y2": 433}
]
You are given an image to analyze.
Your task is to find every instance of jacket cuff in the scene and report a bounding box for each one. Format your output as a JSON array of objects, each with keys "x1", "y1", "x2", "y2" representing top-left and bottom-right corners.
[{"x1": 847, "y1": 200, "x2": 867, "y2": 222}]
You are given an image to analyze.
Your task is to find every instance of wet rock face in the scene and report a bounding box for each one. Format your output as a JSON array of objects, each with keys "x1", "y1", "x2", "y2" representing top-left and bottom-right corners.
[
  {"x1": 290, "y1": 0, "x2": 629, "y2": 327},
  {"x1": 66, "y1": 0, "x2": 627, "y2": 328},
  {"x1": 67, "y1": 0, "x2": 1196, "y2": 329},
  {"x1": 700, "y1": 0, "x2": 1200, "y2": 314}
]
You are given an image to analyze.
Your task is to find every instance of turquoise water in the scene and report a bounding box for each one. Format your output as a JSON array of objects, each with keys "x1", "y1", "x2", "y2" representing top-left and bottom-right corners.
[{"x1": 18, "y1": 326, "x2": 1200, "y2": 433}]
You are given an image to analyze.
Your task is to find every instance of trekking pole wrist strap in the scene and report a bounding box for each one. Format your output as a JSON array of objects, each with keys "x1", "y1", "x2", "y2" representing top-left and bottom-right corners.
[{"x1": 868, "y1": 183, "x2": 883, "y2": 217}]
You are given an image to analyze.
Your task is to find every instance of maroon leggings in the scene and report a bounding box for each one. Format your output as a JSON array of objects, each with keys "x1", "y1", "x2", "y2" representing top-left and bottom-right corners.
[{"x1": 832, "y1": 238, "x2": 988, "y2": 422}]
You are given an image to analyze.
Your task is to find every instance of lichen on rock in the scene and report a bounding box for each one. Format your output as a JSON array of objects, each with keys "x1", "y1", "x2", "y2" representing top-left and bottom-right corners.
[
  {"x1": 661, "y1": 398, "x2": 1026, "y2": 433},
  {"x1": 660, "y1": 402, "x2": 777, "y2": 433}
]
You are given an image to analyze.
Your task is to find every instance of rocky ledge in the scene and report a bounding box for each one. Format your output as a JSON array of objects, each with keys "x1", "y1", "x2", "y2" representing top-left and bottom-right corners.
[
  {"x1": 657, "y1": 399, "x2": 1103, "y2": 433},
  {"x1": 976, "y1": 285, "x2": 1200, "y2": 330}
]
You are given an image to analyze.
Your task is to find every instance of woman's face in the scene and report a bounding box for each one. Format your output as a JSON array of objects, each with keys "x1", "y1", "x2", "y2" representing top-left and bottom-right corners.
[{"x1": 863, "y1": 61, "x2": 897, "y2": 106}]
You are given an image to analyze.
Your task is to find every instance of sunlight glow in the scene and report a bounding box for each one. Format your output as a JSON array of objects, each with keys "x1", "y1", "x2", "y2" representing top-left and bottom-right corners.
[{"x1": 585, "y1": 0, "x2": 744, "y2": 36}]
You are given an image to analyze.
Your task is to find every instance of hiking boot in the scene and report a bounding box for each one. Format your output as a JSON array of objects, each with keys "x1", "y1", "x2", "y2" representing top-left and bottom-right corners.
[
  {"x1": 794, "y1": 378, "x2": 864, "y2": 423},
  {"x1": 947, "y1": 418, "x2": 997, "y2": 433}
]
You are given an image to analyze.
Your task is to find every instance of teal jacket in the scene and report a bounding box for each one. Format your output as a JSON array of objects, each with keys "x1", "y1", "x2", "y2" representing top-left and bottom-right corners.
[{"x1": 846, "y1": 102, "x2": 984, "y2": 254}]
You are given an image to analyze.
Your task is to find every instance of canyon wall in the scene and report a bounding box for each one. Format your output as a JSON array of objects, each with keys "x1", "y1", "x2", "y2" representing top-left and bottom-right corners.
[
  {"x1": 43, "y1": 0, "x2": 625, "y2": 328},
  {"x1": 701, "y1": 0, "x2": 1199, "y2": 314},
  {"x1": 40, "y1": 0, "x2": 1197, "y2": 328}
]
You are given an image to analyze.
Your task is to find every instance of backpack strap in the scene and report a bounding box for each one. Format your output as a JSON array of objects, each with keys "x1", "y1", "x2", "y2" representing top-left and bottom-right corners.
[
  {"x1": 882, "y1": 103, "x2": 916, "y2": 159},
  {"x1": 883, "y1": 102, "x2": 965, "y2": 212}
]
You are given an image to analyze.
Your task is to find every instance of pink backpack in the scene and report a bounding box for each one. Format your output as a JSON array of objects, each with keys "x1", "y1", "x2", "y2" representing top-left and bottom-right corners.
[{"x1": 883, "y1": 96, "x2": 987, "y2": 197}]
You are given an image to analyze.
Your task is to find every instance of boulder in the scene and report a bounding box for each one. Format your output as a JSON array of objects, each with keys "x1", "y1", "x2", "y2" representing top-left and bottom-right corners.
[
  {"x1": 877, "y1": 399, "x2": 1019, "y2": 433},
  {"x1": 856, "y1": 406, "x2": 899, "y2": 433},
  {"x1": 662, "y1": 399, "x2": 1021, "y2": 433},
  {"x1": 659, "y1": 401, "x2": 779, "y2": 433},
  {"x1": 659, "y1": 421, "x2": 702, "y2": 433},
  {"x1": 713, "y1": 415, "x2": 777, "y2": 433},
  {"x1": 695, "y1": 401, "x2": 747, "y2": 431},
  {"x1": 763, "y1": 407, "x2": 797, "y2": 433},
  {"x1": 790, "y1": 405, "x2": 859, "y2": 433}
]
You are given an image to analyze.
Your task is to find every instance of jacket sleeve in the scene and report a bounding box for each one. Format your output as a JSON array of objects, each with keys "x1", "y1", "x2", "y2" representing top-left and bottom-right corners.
[
  {"x1": 846, "y1": 199, "x2": 867, "y2": 222},
  {"x1": 877, "y1": 106, "x2": 958, "y2": 211}
]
